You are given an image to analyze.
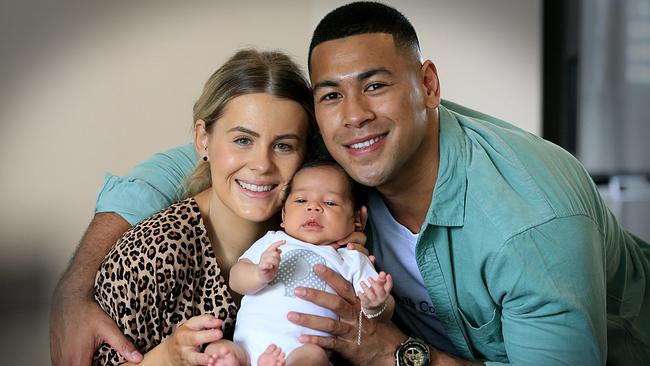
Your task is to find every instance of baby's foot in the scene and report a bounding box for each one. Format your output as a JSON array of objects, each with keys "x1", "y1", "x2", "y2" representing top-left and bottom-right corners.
[
  {"x1": 257, "y1": 344, "x2": 286, "y2": 366},
  {"x1": 205, "y1": 342, "x2": 241, "y2": 366}
]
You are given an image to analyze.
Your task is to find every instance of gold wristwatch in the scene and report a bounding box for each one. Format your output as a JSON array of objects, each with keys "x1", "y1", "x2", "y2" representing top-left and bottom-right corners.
[{"x1": 395, "y1": 337, "x2": 431, "y2": 366}]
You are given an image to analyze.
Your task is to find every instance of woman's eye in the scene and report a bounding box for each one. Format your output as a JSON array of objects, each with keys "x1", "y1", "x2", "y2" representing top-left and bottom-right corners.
[
  {"x1": 234, "y1": 137, "x2": 252, "y2": 145},
  {"x1": 274, "y1": 142, "x2": 294, "y2": 152}
]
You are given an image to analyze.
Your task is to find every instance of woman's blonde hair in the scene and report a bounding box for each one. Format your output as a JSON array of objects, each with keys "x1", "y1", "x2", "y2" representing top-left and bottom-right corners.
[{"x1": 184, "y1": 49, "x2": 315, "y2": 197}]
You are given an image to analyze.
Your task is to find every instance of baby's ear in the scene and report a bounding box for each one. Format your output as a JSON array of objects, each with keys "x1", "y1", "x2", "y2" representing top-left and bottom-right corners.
[
  {"x1": 280, "y1": 208, "x2": 286, "y2": 228},
  {"x1": 353, "y1": 210, "x2": 362, "y2": 230}
]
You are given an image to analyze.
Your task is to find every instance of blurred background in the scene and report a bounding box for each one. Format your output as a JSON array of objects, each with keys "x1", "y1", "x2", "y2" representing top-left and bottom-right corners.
[{"x1": 0, "y1": 0, "x2": 647, "y2": 364}]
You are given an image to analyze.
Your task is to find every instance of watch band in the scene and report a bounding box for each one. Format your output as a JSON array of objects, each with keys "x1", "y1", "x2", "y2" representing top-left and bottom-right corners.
[{"x1": 395, "y1": 336, "x2": 431, "y2": 366}]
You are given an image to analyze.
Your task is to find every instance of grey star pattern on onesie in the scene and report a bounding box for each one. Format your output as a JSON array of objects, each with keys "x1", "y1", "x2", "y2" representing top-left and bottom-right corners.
[{"x1": 271, "y1": 249, "x2": 327, "y2": 297}]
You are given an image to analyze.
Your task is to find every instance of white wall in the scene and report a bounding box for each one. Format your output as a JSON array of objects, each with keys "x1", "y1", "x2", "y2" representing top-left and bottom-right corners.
[{"x1": 0, "y1": 1, "x2": 540, "y2": 363}]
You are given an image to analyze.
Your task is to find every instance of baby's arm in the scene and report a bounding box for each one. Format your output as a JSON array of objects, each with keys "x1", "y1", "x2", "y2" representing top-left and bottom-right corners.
[
  {"x1": 229, "y1": 240, "x2": 285, "y2": 295},
  {"x1": 358, "y1": 271, "x2": 395, "y2": 321}
]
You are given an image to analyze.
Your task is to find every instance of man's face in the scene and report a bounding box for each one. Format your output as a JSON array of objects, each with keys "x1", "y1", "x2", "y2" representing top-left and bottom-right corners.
[{"x1": 310, "y1": 33, "x2": 438, "y2": 188}]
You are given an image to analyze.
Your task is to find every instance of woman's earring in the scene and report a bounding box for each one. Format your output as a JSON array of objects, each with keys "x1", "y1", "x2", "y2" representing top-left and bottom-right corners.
[{"x1": 203, "y1": 156, "x2": 208, "y2": 161}]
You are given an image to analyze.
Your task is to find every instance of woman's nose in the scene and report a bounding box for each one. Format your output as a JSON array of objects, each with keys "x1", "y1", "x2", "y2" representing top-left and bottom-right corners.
[{"x1": 249, "y1": 147, "x2": 273, "y2": 172}]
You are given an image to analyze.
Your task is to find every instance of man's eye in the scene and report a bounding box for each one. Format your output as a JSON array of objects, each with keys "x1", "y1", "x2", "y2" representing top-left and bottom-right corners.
[
  {"x1": 366, "y1": 83, "x2": 385, "y2": 92},
  {"x1": 321, "y1": 92, "x2": 341, "y2": 102}
]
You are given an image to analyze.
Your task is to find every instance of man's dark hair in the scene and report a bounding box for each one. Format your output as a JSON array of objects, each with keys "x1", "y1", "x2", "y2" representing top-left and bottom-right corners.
[
  {"x1": 308, "y1": 1, "x2": 421, "y2": 73},
  {"x1": 284, "y1": 153, "x2": 367, "y2": 212}
]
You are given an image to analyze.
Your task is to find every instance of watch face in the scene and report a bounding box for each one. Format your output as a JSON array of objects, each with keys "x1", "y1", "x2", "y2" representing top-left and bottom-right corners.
[{"x1": 397, "y1": 340, "x2": 430, "y2": 366}]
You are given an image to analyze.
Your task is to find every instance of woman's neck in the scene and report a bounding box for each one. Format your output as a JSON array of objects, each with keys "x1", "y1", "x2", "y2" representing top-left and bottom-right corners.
[{"x1": 194, "y1": 189, "x2": 277, "y2": 279}]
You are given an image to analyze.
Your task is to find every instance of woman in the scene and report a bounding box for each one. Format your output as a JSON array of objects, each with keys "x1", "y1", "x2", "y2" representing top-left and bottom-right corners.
[{"x1": 92, "y1": 49, "x2": 354, "y2": 365}]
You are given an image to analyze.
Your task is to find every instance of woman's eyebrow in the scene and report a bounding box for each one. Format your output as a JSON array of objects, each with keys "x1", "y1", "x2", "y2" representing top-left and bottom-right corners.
[{"x1": 227, "y1": 126, "x2": 259, "y2": 137}]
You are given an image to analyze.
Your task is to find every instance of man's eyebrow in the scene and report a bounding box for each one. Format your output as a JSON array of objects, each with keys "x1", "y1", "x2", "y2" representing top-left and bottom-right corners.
[
  {"x1": 312, "y1": 67, "x2": 393, "y2": 92},
  {"x1": 226, "y1": 127, "x2": 301, "y2": 141}
]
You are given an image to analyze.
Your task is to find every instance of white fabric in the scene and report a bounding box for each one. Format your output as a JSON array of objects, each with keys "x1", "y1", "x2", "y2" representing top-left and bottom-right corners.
[
  {"x1": 233, "y1": 230, "x2": 378, "y2": 362},
  {"x1": 367, "y1": 190, "x2": 458, "y2": 356}
]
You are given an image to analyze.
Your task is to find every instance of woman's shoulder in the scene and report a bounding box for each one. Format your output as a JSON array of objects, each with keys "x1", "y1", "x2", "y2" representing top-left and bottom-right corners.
[{"x1": 112, "y1": 198, "x2": 207, "y2": 253}]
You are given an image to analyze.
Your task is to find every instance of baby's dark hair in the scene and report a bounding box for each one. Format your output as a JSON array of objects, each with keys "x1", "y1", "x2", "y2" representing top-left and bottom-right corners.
[{"x1": 284, "y1": 154, "x2": 367, "y2": 212}]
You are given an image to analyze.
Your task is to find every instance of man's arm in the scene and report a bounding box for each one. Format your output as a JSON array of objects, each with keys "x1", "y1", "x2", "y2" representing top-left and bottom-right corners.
[
  {"x1": 50, "y1": 212, "x2": 142, "y2": 366},
  {"x1": 50, "y1": 143, "x2": 198, "y2": 365},
  {"x1": 288, "y1": 264, "x2": 480, "y2": 366}
]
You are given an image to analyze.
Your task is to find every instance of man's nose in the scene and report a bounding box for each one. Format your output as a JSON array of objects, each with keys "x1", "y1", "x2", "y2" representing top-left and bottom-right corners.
[{"x1": 343, "y1": 93, "x2": 374, "y2": 128}]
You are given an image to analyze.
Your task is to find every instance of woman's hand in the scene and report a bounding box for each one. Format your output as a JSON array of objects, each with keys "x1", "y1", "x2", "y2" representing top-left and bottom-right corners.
[
  {"x1": 162, "y1": 314, "x2": 224, "y2": 366},
  {"x1": 287, "y1": 264, "x2": 406, "y2": 366}
]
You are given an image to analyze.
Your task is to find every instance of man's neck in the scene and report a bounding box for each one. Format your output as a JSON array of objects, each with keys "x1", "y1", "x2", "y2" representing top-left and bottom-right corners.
[{"x1": 377, "y1": 112, "x2": 440, "y2": 234}]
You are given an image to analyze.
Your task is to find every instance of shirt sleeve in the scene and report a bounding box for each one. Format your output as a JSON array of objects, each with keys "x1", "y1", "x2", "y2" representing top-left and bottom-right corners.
[
  {"x1": 484, "y1": 215, "x2": 606, "y2": 366},
  {"x1": 339, "y1": 249, "x2": 379, "y2": 294},
  {"x1": 95, "y1": 143, "x2": 198, "y2": 225}
]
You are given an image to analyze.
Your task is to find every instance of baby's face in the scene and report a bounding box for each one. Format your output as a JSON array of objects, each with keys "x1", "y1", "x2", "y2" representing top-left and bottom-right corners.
[{"x1": 281, "y1": 165, "x2": 357, "y2": 245}]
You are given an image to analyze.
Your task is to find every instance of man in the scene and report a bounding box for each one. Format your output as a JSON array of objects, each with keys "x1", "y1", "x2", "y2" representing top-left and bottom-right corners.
[{"x1": 51, "y1": 2, "x2": 650, "y2": 365}]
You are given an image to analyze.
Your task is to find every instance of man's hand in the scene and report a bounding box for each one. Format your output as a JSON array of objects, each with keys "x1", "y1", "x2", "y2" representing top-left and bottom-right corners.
[
  {"x1": 50, "y1": 212, "x2": 140, "y2": 365},
  {"x1": 50, "y1": 296, "x2": 143, "y2": 365},
  {"x1": 287, "y1": 264, "x2": 406, "y2": 366}
]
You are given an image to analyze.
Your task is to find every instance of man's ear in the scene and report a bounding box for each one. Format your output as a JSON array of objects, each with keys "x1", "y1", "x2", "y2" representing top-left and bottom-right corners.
[
  {"x1": 194, "y1": 120, "x2": 209, "y2": 157},
  {"x1": 280, "y1": 208, "x2": 286, "y2": 228},
  {"x1": 421, "y1": 60, "x2": 441, "y2": 109}
]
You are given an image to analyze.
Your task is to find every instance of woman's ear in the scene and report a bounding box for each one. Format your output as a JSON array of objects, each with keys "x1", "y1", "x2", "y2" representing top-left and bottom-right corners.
[
  {"x1": 194, "y1": 120, "x2": 209, "y2": 159},
  {"x1": 421, "y1": 60, "x2": 441, "y2": 109}
]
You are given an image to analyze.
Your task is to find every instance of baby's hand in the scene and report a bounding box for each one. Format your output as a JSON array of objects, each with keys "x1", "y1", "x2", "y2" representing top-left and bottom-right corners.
[
  {"x1": 258, "y1": 240, "x2": 285, "y2": 284},
  {"x1": 358, "y1": 271, "x2": 393, "y2": 314}
]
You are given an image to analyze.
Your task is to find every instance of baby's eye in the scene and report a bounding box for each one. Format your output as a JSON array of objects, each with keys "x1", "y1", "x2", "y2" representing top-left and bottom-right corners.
[
  {"x1": 324, "y1": 201, "x2": 337, "y2": 206},
  {"x1": 294, "y1": 198, "x2": 306, "y2": 203}
]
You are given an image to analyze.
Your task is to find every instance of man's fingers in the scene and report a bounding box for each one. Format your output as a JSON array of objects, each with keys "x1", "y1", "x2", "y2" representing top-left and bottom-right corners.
[
  {"x1": 298, "y1": 334, "x2": 342, "y2": 350},
  {"x1": 358, "y1": 205, "x2": 368, "y2": 231},
  {"x1": 294, "y1": 286, "x2": 355, "y2": 318},
  {"x1": 100, "y1": 321, "x2": 142, "y2": 363},
  {"x1": 345, "y1": 242, "x2": 370, "y2": 256},
  {"x1": 287, "y1": 311, "x2": 352, "y2": 336},
  {"x1": 312, "y1": 264, "x2": 357, "y2": 304}
]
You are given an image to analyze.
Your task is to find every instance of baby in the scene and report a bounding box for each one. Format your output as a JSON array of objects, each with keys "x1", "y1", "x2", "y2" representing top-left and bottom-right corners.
[{"x1": 205, "y1": 159, "x2": 394, "y2": 366}]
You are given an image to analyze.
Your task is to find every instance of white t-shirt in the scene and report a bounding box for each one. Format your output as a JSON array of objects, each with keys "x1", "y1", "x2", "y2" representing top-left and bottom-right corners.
[
  {"x1": 367, "y1": 190, "x2": 459, "y2": 356},
  {"x1": 233, "y1": 230, "x2": 378, "y2": 361}
]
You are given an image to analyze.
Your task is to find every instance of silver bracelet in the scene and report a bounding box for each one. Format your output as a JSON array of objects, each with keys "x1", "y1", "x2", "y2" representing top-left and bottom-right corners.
[
  {"x1": 357, "y1": 302, "x2": 388, "y2": 346},
  {"x1": 362, "y1": 302, "x2": 387, "y2": 319}
]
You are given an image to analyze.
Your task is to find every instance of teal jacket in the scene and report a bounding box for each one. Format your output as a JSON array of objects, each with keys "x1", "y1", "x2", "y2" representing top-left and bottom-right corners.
[{"x1": 367, "y1": 100, "x2": 649, "y2": 365}]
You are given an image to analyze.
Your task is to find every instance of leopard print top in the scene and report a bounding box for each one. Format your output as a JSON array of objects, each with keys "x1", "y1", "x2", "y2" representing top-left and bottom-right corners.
[{"x1": 92, "y1": 198, "x2": 238, "y2": 365}]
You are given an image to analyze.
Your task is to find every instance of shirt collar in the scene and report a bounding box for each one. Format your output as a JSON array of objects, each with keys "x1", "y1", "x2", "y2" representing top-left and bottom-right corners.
[{"x1": 424, "y1": 101, "x2": 467, "y2": 227}]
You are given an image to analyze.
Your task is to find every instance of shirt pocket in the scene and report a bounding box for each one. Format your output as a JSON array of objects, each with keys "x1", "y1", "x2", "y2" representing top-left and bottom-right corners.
[{"x1": 458, "y1": 307, "x2": 506, "y2": 361}]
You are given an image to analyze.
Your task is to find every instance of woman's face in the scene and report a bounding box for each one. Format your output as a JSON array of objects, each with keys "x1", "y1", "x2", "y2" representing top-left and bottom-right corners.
[{"x1": 202, "y1": 93, "x2": 309, "y2": 222}]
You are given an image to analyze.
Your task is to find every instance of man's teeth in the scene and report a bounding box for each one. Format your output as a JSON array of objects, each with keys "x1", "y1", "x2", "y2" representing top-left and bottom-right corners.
[
  {"x1": 238, "y1": 181, "x2": 274, "y2": 192},
  {"x1": 349, "y1": 135, "x2": 385, "y2": 149}
]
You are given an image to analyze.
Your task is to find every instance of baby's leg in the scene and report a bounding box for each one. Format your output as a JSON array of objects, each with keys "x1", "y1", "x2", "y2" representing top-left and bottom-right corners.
[
  {"x1": 285, "y1": 344, "x2": 328, "y2": 366},
  {"x1": 257, "y1": 344, "x2": 286, "y2": 366},
  {"x1": 204, "y1": 339, "x2": 249, "y2": 366}
]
